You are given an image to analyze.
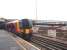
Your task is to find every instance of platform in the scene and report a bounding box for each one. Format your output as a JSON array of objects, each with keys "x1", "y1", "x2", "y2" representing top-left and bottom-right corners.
[
  {"x1": 0, "y1": 30, "x2": 40, "y2": 50},
  {"x1": 0, "y1": 30, "x2": 24, "y2": 50}
]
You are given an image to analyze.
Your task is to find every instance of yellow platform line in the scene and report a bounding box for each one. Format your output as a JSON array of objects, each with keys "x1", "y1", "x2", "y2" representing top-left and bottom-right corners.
[{"x1": 10, "y1": 35, "x2": 26, "y2": 50}]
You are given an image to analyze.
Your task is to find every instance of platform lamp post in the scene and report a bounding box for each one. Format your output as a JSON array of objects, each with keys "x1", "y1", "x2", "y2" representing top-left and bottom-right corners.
[{"x1": 35, "y1": 0, "x2": 38, "y2": 20}]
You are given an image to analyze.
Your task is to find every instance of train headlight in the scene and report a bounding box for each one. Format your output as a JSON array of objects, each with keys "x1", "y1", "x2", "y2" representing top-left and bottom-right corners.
[{"x1": 25, "y1": 29, "x2": 29, "y2": 34}]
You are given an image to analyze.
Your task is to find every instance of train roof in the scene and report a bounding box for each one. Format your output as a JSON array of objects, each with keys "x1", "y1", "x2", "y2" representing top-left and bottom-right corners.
[
  {"x1": 6, "y1": 19, "x2": 30, "y2": 24},
  {"x1": 6, "y1": 20, "x2": 20, "y2": 24}
]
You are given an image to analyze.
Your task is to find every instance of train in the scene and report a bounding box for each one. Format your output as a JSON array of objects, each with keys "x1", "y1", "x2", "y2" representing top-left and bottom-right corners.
[{"x1": 5, "y1": 19, "x2": 33, "y2": 41}]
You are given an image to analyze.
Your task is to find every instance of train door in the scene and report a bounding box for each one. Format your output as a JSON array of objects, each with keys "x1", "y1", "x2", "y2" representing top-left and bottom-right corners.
[{"x1": 11, "y1": 23, "x2": 16, "y2": 33}]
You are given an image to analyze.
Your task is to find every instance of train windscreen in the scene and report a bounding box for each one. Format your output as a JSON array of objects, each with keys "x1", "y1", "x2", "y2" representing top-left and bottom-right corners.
[{"x1": 20, "y1": 19, "x2": 32, "y2": 29}]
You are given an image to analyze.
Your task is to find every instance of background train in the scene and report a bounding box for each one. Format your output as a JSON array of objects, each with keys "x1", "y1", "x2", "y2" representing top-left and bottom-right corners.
[{"x1": 5, "y1": 19, "x2": 33, "y2": 41}]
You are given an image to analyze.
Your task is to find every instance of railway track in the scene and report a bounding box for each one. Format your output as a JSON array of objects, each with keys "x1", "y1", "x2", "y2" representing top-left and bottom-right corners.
[{"x1": 31, "y1": 35, "x2": 67, "y2": 50}]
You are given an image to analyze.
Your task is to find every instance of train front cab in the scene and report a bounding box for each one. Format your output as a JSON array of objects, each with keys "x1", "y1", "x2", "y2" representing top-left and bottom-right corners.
[{"x1": 19, "y1": 19, "x2": 33, "y2": 41}]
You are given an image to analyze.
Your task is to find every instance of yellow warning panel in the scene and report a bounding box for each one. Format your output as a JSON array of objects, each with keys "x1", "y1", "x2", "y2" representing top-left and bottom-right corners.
[{"x1": 25, "y1": 29, "x2": 29, "y2": 34}]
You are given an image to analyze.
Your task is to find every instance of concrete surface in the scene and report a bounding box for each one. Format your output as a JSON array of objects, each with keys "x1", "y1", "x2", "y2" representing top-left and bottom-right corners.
[{"x1": 0, "y1": 30, "x2": 23, "y2": 50}]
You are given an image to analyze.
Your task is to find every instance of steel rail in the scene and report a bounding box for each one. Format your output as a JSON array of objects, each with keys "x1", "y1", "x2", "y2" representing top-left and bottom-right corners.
[{"x1": 31, "y1": 35, "x2": 67, "y2": 50}]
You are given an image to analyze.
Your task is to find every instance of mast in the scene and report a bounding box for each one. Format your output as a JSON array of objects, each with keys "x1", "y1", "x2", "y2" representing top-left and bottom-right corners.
[{"x1": 35, "y1": 0, "x2": 37, "y2": 20}]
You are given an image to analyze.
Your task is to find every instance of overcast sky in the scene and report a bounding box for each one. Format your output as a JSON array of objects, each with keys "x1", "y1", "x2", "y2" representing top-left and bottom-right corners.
[{"x1": 0, "y1": 0, "x2": 67, "y2": 21}]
